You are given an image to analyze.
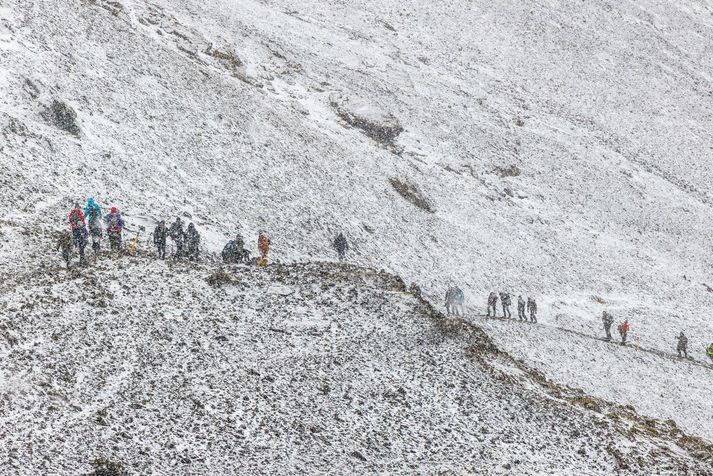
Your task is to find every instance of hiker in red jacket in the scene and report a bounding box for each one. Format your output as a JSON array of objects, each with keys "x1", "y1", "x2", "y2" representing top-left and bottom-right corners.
[
  {"x1": 617, "y1": 320, "x2": 630, "y2": 346},
  {"x1": 68, "y1": 203, "x2": 88, "y2": 264}
]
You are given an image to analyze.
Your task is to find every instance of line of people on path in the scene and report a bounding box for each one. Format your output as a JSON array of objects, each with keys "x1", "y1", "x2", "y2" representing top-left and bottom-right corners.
[
  {"x1": 57, "y1": 199, "x2": 353, "y2": 269},
  {"x1": 486, "y1": 291, "x2": 537, "y2": 323},
  {"x1": 602, "y1": 311, "x2": 713, "y2": 364}
]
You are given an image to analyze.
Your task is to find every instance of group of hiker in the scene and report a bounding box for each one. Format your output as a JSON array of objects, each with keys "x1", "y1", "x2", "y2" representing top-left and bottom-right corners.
[
  {"x1": 485, "y1": 291, "x2": 538, "y2": 323},
  {"x1": 57, "y1": 199, "x2": 347, "y2": 269},
  {"x1": 57, "y1": 200, "x2": 126, "y2": 266},
  {"x1": 601, "y1": 311, "x2": 713, "y2": 363},
  {"x1": 152, "y1": 218, "x2": 201, "y2": 261}
]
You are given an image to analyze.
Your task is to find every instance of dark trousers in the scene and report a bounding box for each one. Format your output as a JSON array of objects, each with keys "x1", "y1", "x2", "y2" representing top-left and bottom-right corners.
[
  {"x1": 72, "y1": 229, "x2": 86, "y2": 263},
  {"x1": 604, "y1": 325, "x2": 612, "y2": 341},
  {"x1": 109, "y1": 232, "x2": 122, "y2": 251},
  {"x1": 620, "y1": 332, "x2": 627, "y2": 345},
  {"x1": 677, "y1": 348, "x2": 687, "y2": 358},
  {"x1": 62, "y1": 249, "x2": 71, "y2": 268},
  {"x1": 530, "y1": 310, "x2": 537, "y2": 322},
  {"x1": 518, "y1": 305, "x2": 525, "y2": 320},
  {"x1": 487, "y1": 304, "x2": 497, "y2": 317},
  {"x1": 156, "y1": 242, "x2": 166, "y2": 259},
  {"x1": 502, "y1": 303, "x2": 511, "y2": 318}
]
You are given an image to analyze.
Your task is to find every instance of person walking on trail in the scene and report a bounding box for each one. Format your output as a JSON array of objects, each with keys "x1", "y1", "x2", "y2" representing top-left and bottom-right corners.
[
  {"x1": 186, "y1": 223, "x2": 200, "y2": 261},
  {"x1": 445, "y1": 287, "x2": 465, "y2": 317},
  {"x1": 707, "y1": 343, "x2": 713, "y2": 363},
  {"x1": 676, "y1": 332, "x2": 688, "y2": 358},
  {"x1": 222, "y1": 233, "x2": 250, "y2": 264},
  {"x1": 334, "y1": 232, "x2": 348, "y2": 261},
  {"x1": 602, "y1": 311, "x2": 614, "y2": 341},
  {"x1": 527, "y1": 297, "x2": 537, "y2": 322},
  {"x1": 258, "y1": 229, "x2": 270, "y2": 264},
  {"x1": 153, "y1": 221, "x2": 168, "y2": 260},
  {"x1": 517, "y1": 295, "x2": 526, "y2": 320},
  {"x1": 104, "y1": 207, "x2": 124, "y2": 251},
  {"x1": 617, "y1": 320, "x2": 630, "y2": 346},
  {"x1": 169, "y1": 218, "x2": 185, "y2": 259},
  {"x1": 56, "y1": 230, "x2": 73, "y2": 268},
  {"x1": 86, "y1": 202, "x2": 103, "y2": 252},
  {"x1": 500, "y1": 292, "x2": 512, "y2": 318},
  {"x1": 68, "y1": 203, "x2": 88, "y2": 264},
  {"x1": 487, "y1": 292, "x2": 498, "y2": 317}
]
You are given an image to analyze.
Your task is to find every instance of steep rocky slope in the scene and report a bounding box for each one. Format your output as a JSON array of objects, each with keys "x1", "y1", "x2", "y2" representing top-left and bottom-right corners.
[
  {"x1": 1, "y1": 239, "x2": 712, "y2": 474},
  {"x1": 2, "y1": 0, "x2": 713, "y2": 453}
]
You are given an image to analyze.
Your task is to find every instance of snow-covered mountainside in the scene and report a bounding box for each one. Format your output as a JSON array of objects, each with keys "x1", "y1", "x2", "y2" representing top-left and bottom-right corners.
[
  {"x1": 1, "y1": 221, "x2": 712, "y2": 474},
  {"x1": 2, "y1": 0, "x2": 713, "y2": 469}
]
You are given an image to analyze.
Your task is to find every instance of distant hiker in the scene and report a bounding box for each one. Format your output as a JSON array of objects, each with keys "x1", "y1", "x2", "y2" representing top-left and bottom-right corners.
[
  {"x1": 602, "y1": 311, "x2": 614, "y2": 341},
  {"x1": 676, "y1": 332, "x2": 688, "y2": 358},
  {"x1": 445, "y1": 287, "x2": 464, "y2": 317},
  {"x1": 517, "y1": 295, "x2": 526, "y2": 320},
  {"x1": 222, "y1": 233, "x2": 250, "y2": 264},
  {"x1": 487, "y1": 292, "x2": 498, "y2": 317},
  {"x1": 617, "y1": 320, "x2": 630, "y2": 346},
  {"x1": 527, "y1": 297, "x2": 537, "y2": 322},
  {"x1": 104, "y1": 207, "x2": 124, "y2": 251},
  {"x1": 153, "y1": 221, "x2": 168, "y2": 259},
  {"x1": 68, "y1": 203, "x2": 88, "y2": 264},
  {"x1": 334, "y1": 232, "x2": 348, "y2": 261},
  {"x1": 86, "y1": 202, "x2": 103, "y2": 252},
  {"x1": 500, "y1": 292, "x2": 512, "y2": 318},
  {"x1": 707, "y1": 343, "x2": 713, "y2": 363},
  {"x1": 56, "y1": 230, "x2": 72, "y2": 268},
  {"x1": 186, "y1": 223, "x2": 200, "y2": 261},
  {"x1": 169, "y1": 218, "x2": 185, "y2": 259},
  {"x1": 258, "y1": 229, "x2": 270, "y2": 263}
]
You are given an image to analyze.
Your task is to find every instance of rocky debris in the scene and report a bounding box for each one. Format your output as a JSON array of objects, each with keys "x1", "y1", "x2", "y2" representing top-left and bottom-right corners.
[
  {"x1": 331, "y1": 96, "x2": 403, "y2": 147},
  {"x1": 389, "y1": 178, "x2": 434, "y2": 212},
  {"x1": 43, "y1": 100, "x2": 80, "y2": 136},
  {"x1": 493, "y1": 164, "x2": 521, "y2": 177}
]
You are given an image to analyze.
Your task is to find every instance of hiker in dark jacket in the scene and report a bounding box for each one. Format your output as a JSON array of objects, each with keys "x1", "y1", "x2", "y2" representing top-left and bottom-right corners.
[
  {"x1": 56, "y1": 230, "x2": 73, "y2": 268},
  {"x1": 153, "y1": 221, "x2": 168, "y2": 259},
  {"x1": 676, "y1": 332, "x2": 688, "y2": 358},
  {"x1": 222, "y1": 233, "x2": 250, "y2": 264},
  {"x1": 517, "y1": 295, "x2": 526, "y2": 320},
  {"x1": 602, "y1": 311, "x2": 614, "y2": 341},
  {"x1": 334, "y1": 232, "x2": 348, "y2": 261},
  {"x1": 500, "y1": 292, "x2": 512, "y2": 318},
  {"x1": 527, "y1": 297, "x2": 537, "y2": 322},
  {"x1": 169, "y1": 218, "x2": 185, "y2": 259},
  {"x1": 185, "y1": 223, "x2": 200, "y2": 261},
  {"x1": 86, "y1": 205, "x2": 103, "y2": 252},
  {"x1": 487, "y1": 292, "x2": 498, "y2": 317}
]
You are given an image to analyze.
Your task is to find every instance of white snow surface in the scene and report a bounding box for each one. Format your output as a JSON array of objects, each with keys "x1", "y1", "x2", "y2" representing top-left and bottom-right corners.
[{"x1": 2, "y1": 0, "x2": 713, "y2": 470}]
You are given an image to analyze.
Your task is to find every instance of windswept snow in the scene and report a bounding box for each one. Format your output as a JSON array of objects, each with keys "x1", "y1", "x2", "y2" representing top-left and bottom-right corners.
[{"x1": 2, "y1": 0, "x2": 713, "y2": 470}]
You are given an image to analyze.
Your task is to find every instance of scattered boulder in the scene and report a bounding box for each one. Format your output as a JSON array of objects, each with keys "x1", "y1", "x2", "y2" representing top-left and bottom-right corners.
[
  {"x1": 331, "y1": 96, "x2": 403, "y2": 147},
  {"x1": 493, "y1": 165, "x2": 521, "y2": 178},
  {"x1": 389, "y1": 178, "x2": 434, "y2": 213},
  {"x1": 44, "y1": 100, "x2": 81, "y2": 136},
  {"x1": 88, "y1": 459, "x2": 128, "y2": 476}
]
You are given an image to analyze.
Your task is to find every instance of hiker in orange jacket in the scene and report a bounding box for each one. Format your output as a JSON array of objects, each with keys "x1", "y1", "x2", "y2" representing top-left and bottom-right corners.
[
  {"x1": 618, "y1": 320, "x2": 630, "y2": 346},
  {"x1": 258, "y1": 229, "x2": 270, "y2": 260}
]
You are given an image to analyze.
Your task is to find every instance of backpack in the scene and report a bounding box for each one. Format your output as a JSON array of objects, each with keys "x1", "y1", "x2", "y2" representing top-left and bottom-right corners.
[
  {"x1": 70, "y1": 209, "x2": 82, "y2": 226},
  {"x1": 108, "y1": 214, "x2": 120, "y2": 233}
]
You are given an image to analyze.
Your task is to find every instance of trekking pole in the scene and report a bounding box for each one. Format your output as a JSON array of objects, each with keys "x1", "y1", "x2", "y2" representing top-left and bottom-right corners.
[{"x1": 129, "y1": 226, "x2": 145, "y2": 255}]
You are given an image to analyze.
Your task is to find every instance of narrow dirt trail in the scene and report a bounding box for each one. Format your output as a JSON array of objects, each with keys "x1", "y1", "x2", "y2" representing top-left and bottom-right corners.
[{"x1": 467, "y1": 312, "x2": 713, "y2": 372}]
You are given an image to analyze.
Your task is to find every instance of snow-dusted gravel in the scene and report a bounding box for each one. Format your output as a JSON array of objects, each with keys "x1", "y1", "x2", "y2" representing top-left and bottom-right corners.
[
  {"x1": 1, "y1": 248, "x2": 712, "y2": 474},
  {"x1": 2, "y1": 0, "x2": 713, "y2": 470}
]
